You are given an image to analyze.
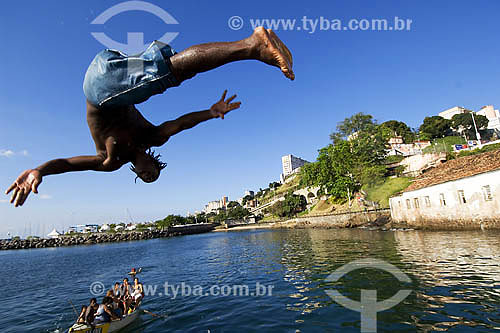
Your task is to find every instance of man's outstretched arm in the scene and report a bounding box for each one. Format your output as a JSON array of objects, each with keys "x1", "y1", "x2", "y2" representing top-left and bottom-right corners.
[
  {"x1": 153, "y1": 90, "x2": 241, "y2": 145},
  {"x1": 5, "y1": 155, "x2": 118, "y2": 207}
]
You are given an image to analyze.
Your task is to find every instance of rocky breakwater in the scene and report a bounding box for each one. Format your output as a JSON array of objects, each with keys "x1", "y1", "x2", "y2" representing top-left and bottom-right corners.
[{"x1": 0, "y1": 223, "x2": 215, "y2": 250}]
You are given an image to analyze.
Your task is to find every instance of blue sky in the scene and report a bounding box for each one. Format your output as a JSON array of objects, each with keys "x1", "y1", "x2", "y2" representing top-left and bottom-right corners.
[{"x1": 2, "y1": 0, "x2": 500, "y2": 236}]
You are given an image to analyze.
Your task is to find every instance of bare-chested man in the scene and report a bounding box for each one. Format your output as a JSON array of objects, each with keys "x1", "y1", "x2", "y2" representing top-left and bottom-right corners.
[{"x1": 5, "y1": 27, "x2": 293, "y2": 207}]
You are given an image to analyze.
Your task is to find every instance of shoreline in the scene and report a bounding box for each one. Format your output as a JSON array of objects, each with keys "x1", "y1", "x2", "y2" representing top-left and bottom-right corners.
[
  {"x1": 4, "y1": 209, "x2": 498, "y2": 251},
  {"x1": 0, "y1": 223, "x2": 215, "y2": 251},
  {"x1": 218, "y1": 208, "x2": 500, "y2": 232}
]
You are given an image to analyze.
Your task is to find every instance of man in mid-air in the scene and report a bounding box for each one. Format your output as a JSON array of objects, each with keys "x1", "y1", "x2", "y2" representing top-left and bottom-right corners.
[{"x1": 5, "y1": 27, "x2": 294, "y2": 206}]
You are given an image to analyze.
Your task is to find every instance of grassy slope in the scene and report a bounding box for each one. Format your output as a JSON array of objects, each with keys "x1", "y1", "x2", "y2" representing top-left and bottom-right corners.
[
  {"x1": 259, "y1": 175, "x2": 301, "y2": 204},
  {"x1": 362, "y1": 177, "x2": 412, "y2": 207},
  {"x1": 422, "y1": 136, "x2": 466, "y2": 154},
  {"x1": 307, "y1": 198, "x2": 364, "y2": 215},
  {"x1": 261, "y1": 175, "x2": 412, "y2": 217}
]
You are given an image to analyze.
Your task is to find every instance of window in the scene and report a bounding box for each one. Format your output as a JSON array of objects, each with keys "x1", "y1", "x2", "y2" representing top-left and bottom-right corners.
[
  {"x1": 414, "y1": 198, "x2": 420, "y2": 208},
  {"x1": 482, "y1": 185, "x2": 493, "y2": 201},
  {"x1": 458, "y1": 190, "x2": 466, "y2": 204},
  {"x1": 398, "y1": 200, "x2": 402, "y2": 208},
  {"x1": 424, "y1": 196, "x2": 431, "y2": 207},
  {"x1": 406, "y1": 199, "x2": 411, "y2": 209},
  {"x1": 439, "y1": 193, "x2": 446, "y2": 206}
]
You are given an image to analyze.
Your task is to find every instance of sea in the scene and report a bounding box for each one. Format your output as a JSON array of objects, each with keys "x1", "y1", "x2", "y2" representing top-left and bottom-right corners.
[{"x1": 1, "y1": 228, "x2": 499, "y2": 332}]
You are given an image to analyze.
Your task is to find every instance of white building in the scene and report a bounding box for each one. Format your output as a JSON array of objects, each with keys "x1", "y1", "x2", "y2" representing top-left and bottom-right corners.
[
  {"x1": 390, "y1": 150, "x2": 500, "y2": 229},
  {"x1": 387, "y1": 136, "x2": 432, "y2": 157},
  {"x1": 439, "y1": 105, "x2": 500, "y2": 132},
  {"x1": 476, "y1": 105, "x2": 500, "y2": 131},
  {"x1": 281, "y1": 154, "x2": 309, "y2": 180},
  {"x1": 439, "y1": 106, "x2": 471, "y2": 120},
  {"x1": 203, "y1": 196, "x2": 229, "y2": 214}
]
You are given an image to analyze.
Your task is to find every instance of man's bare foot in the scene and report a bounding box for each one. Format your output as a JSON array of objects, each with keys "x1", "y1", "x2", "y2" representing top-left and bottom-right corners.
[{"x1": 252, "y1": 27, "x2": 294, "y2": 80}]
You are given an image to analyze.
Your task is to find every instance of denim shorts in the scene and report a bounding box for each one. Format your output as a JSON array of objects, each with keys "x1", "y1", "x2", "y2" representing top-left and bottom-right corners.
[{"x1": 83, "y1": 41, "x2": 179, "y2": 107}]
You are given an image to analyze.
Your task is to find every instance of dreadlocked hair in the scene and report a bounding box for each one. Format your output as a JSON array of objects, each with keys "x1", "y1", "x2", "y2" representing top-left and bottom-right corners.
[{"x1": 130, "y1": 149, "x2": 167, "y2": 182}]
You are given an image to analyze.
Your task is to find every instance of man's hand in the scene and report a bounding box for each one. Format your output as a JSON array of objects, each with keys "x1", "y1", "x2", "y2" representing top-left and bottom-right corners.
[
  {"x1": 210, "y1": 90, "x2": 241, "y2": 119},
  {"x1": 5, "y1": 169, "x2": 42, "y2": 207}
]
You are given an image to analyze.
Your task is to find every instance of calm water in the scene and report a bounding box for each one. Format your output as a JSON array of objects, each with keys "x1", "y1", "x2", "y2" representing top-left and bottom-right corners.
[{"x1": 1, "y1": 229, "x2": 499, "y2": 332}]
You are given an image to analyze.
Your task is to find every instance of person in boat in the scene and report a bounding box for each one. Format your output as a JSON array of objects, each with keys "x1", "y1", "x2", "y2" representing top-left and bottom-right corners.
[
  {"x1": 112, "y1": 281, "x2": 127, "y2": 315},
  {"x1": 113, "y1": 282, "x2": 121, "y2": 297},
  {"x1": 121, "y1": 278, "x2": 132, "y2": 297},
  {"x1": 106, "y1": 289, "x2": 123, "y2": 317},
  {"x1": 84, "y1": 298, "x2": 98, "y2": 324},
  {"x1": 120, "y1": 278, "x2": 133, "y2": 314},
  {"x1": 76, "y1": 305, "x2": 87, "y2": 324},
  {"x1": 131, "y1": 277, "x2": 144, "y2": 303},
  {"x1": 5, "y1": 27, "x2": 293, "y2": 207},
  {"x1": 94, "y1": 296, "x2": 120, "y2": 324},
  {"x1": 114, "y1": 281, "x2": 129, "y2": 314}
]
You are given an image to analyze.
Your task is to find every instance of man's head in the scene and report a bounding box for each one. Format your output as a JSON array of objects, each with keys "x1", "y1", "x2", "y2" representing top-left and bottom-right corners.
[
  {"x1": 130, "y1": 149, "x2": 167, "y2": 183},
  {"x1": 90, "y1": 298, "x2": 97, "y2": 306}
]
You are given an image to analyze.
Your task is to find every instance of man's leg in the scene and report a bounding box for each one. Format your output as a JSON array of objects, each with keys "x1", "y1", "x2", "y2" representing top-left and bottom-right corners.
[{"x1": 169, "y1": 27, "x2": 294, "y2": 83}]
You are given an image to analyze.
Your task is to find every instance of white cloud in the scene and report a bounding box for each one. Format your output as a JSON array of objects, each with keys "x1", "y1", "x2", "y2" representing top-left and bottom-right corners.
[
  {"x1": 39, "y1": 194, "x2": 52, "y2": 200},
  {"x1": 0, "y1": 150, "x2": 15, "y2": 157},
  {"x1": 0, "y1": 149, "x2": 29, "y2": 157}
]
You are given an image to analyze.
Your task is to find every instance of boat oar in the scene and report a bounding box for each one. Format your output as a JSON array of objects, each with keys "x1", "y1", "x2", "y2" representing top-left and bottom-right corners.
[
  {"x1": 68, "y1": 300, "x2": 79, "y2": 320},
  {"x1": 143, "y1": 309, "x2": 167, "y2": 319}
]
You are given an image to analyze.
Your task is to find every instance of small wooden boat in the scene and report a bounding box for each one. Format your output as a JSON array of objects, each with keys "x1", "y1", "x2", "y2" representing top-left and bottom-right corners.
[{"x1": 67, "y1": 303, "x2": 141, "y2": 333}]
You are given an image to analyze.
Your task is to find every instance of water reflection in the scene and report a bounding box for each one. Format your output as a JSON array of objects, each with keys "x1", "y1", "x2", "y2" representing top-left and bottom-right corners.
[
  {"x1": 394, "y1": 230, "x2": 500, "y2": 331},
  {"x1": 272, "y1": 228, "x2": 500, "y2": 331}
]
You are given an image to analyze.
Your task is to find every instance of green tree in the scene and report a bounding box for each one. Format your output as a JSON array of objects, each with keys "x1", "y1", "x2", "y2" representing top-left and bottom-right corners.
[
  {"x1": 419, "y1": 116, "x2": 452, "y2": 139},
  {"x1": 227, "y1": 201, "x2": 239, "y2": 208},
  {"x1": 241, "y1": 194, "x2": 253, "y2": 206},
  {"x1": 303, "y1": 117, "x2": 387, "y2": 200},
  {"x1": 195, "y1": 212, "x2": 207, "y2": 223},
  {"x1": 330, "y1": 112, "x2": 375, "y2": 143},
  {"x1": 269, "y1": 182, "x2": 281, "y2": 190},
  {"x1": 451, "y1": 113, "x2": 489, "y2": 140},
  {"x1": 270, "y1": 192, "x2": 307, "y2": 217},
  {"x1": 156, "y1": 214, "x2": 186, "y2": 230},
  {"x1": 300, "y1": 141, "x2": 358, "y2": 198},
  {"x1": 380, "y1": 120, "x2": 414, "y2": 143},
  {"x1": 226, "y1": 205, "x2": 250, "y2": 219}
]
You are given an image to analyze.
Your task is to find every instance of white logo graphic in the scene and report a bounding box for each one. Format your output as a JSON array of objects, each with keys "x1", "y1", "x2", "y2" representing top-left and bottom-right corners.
[
  {"x1": 325, "y1": 258, "x2": 412, "y2": 332},
  {"x1": 89, "y1": 281, "x2": 105, "y2": 296},
  {"x1": 228, "y1": 16, "x2": 244, "y2": 30},
  {"x1": 91, "y1": 1, "x2": 179, "y2": 55}
]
